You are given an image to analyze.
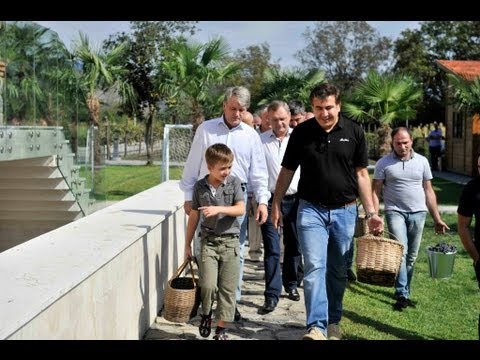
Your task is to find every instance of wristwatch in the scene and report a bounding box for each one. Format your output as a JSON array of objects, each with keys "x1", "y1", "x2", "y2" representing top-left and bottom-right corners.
[{"x1": 365, "y1": 212, "x2": 377, "y2": 219}]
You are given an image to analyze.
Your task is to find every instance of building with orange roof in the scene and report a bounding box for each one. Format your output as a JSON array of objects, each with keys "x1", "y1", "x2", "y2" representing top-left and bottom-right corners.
[{"x1": 436, "y1": 60, "x2": 480, "y2": 176}]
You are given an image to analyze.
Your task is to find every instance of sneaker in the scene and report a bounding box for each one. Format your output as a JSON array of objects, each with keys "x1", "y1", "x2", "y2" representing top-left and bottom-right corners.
[
  {"x1": 213, "y1": 329, "x2": 228, "y2": 340},
  {"x1": 302, "y1": 327, "x2": 327, "y2": 340},
  {"x1": 347, "y1": 269, "x2": 357, "y2": 282},
  {"x1": 198, "y1": 311, "x2": 213, "y2": 338},
  {"x1": 327, "y1": 323, "x2": 342, "y2": 340}
]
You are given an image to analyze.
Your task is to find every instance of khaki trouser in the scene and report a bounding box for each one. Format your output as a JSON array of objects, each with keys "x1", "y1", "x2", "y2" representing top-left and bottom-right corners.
[
  {"x1": 199, "y1": 234, "x2": 240, "y2": 322},
  {"x1": 247, "y1": 196, "x2": 263, "y2": 261}
]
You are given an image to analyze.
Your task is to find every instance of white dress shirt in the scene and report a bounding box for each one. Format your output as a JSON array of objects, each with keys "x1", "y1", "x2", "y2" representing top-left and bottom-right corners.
[
  {"x1": 260, "y1": 128, "x2": 300, "y2": 196},
  {"x1": 180, "y1": 116, "x2": 270, "y2": 205}
]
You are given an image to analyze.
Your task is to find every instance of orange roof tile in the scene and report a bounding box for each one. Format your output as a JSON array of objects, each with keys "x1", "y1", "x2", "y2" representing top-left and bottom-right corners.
[{"x1": 437, "y1": 60, "x2": 480, "y2": 81}]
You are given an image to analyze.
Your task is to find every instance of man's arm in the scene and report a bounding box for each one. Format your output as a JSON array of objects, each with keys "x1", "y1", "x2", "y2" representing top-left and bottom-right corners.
[
  {"x1": 424, "y1": 180, "x2": 450, "y2": 234},
  {"x1": 356, "y1": 167, "x2": 383, "y2": 234},
  {"x1": 457, "y1": 213, "x2": 479, "y2": 264},
  {"x1": 372, "y1": 179, "x2": 383, "y2": 214},
  {"x1": 271, "y1": 167, "x2": 295, "y2": 229},
  {"x1": 179, "y1": 126, "x2": 205, "y2": 215},
  {"x1": 248, "y1": 134, "x2": 271, "y2": 225}
]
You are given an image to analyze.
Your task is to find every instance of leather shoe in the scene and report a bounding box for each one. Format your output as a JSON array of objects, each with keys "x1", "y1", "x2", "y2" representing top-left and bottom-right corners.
[
  {"x1": 262, "y1": 298, "x2": 276, "y2": 313},
  {"x1": 234, "y1": 307, "x2": 243, "y2": 322},
  {"x1": 347, "y1": 269, "x2": 357, "y2": 282},
  {"x1": 287, "y1": 288, "x2": 300, "y2": 301}
]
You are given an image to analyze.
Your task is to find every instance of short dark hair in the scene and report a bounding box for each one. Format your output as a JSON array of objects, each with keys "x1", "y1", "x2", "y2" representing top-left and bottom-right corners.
[
  {"x1": 288, "y1": 100, "x2": 305, "y2": 116},
  {"x1": 391, "y1": 127, "x2": 412, "y2": 139},
  {"x1": 309, "y1": 83, "x2": 340, "y2": 105},
  {"x1": 205, "y1": 143, "x2": 234, "y2": 167}
]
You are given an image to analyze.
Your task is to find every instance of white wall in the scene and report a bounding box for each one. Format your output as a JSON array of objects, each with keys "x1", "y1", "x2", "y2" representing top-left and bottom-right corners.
[{"x1": 0, "y1": 180, "x2": 186, "y2": 339}]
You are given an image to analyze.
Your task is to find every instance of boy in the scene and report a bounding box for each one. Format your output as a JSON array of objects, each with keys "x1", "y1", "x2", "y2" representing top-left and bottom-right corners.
[{"x1": 184, "y1": 143, "x2": 245, "y2": 340}]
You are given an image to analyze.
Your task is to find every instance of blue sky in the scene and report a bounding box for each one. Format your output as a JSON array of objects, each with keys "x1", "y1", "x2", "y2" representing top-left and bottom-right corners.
[{"x1": 35, "y1": 21, "x2": 420, "y2": 68}]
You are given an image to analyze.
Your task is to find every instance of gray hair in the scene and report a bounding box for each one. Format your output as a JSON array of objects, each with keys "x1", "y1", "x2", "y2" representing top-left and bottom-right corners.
[
  {"x1": 267, "y1": 100, "x2": 290, "y2": 114},
  {"x1": 224, "y1": 86, "x2": 251, "y2": 109}
]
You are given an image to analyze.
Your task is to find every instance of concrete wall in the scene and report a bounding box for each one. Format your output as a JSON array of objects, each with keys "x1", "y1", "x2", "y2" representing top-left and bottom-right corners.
[{"x1": 0, "y1": 180, "x2": 187, "y2": 339}]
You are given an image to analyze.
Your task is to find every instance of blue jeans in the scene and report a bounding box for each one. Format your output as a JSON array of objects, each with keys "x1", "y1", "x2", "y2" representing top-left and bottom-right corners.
[
  {"x1": 385, "y1": 210, "x2": 427, "y2": 299},
  {"x1": 297, "y1": 199, "x2": 356, "y2": 333},
  {"x1": 236, "y1": 186, "x2": 249, "y2": 302}
]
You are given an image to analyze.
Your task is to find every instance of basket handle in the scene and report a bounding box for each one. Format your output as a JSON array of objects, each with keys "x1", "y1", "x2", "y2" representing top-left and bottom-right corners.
[
  {"x1": 364, "y1": 229, "x2": 401, "y2": 242},
  {"x1": 171, "y1": 257, "x2": 199, "y2": 287}
]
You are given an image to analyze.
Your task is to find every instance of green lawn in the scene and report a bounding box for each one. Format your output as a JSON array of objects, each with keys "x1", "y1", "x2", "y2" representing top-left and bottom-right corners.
[
  {"x1": 84, "y1": 166, "x2": 479, "y2": 339},
  {"x1": 344, "y1": 213, "x2": 479, "y2": 340},
  {"x1": 81, "y1": 165, "x2": 183, "y2": 201},
  {"x1": 432, "y1": 177, "x2": 465, "y2": 206}
]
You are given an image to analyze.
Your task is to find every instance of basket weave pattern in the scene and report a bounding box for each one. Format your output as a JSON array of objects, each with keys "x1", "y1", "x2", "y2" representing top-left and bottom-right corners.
[
  {"x1": 163, "y1": 259, "x2": 200, "y2": 323},
  {"x1": 356, "y1": 234, "x2": 404, "y2": 287}
]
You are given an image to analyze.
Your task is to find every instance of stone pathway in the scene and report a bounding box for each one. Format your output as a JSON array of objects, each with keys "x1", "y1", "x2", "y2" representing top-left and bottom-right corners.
[{"x1": 144, "y1": 256, "x2": 307, "y2": 340}]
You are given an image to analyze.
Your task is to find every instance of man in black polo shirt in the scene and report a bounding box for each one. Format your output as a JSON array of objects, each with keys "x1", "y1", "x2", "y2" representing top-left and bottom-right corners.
[{"x1": 271, "y1": 83, "x2": 383, "y2": 340}]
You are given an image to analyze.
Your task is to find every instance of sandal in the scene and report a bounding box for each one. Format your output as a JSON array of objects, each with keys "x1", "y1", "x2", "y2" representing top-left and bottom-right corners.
[
  {"x1": 213, "y1": 330, "x2": 228, "y2": 340},
  {"x1": 199, "y1": 310, "x2": 213, "y2": 338}
]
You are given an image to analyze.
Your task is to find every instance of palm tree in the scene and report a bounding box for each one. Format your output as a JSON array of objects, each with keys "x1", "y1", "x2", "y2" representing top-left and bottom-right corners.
[
  {"x1": 72, "y1": 32, "x2": 135, "y2": 195},
  {"x1": 72, "y1": 32, "x2": 135, "y2": 129},
  {"x1": 447, "y1": 73, "x2": 480, "y2": 113},
  {"x1": 159, "y1": 37, "x2": 241, "y2": 131},
  {"x1": 0, "y1": 21, "x2": 69, "y2": 124},
  {"x1": 254, "y1": 68, "x2": 325, "y2": 110},
  {"x1": 343, "y1": 70, "x2": 422, "y2": 156}
]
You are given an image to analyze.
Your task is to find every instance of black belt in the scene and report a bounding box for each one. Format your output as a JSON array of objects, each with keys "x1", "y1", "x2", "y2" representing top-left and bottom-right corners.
[
  {"x1": 314, "y1": 199, "x2": 356, "y2": 209},
  {"x1": 271, "y1": 193, "x2": 297, "y2": 201}
]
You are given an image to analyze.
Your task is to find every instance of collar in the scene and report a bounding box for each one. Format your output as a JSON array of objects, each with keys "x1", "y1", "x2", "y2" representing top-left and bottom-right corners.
[
  {"x1": 392, "y1": 149, "x2": 415, "y2": 161},
  {"x1": 199, "y1": 174, "x2": 228, "y2": 188},
  {"x1": 267, "y1": 128, "x2": 292, "y2": 139},
  {"x1": 218, "y1": 115, "x2": 243, "y2": 130}
]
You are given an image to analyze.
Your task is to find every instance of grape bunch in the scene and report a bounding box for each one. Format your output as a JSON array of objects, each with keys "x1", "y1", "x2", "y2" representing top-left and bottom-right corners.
[{"x1": 427, "y1": 242, "x2": 457, "y2": 254}]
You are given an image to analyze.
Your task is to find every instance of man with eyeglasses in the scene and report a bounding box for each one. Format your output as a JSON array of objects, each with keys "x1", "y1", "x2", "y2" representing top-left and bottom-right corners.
[{"x1": 271, "y1": 83, "x2": 383, "y2": 340}]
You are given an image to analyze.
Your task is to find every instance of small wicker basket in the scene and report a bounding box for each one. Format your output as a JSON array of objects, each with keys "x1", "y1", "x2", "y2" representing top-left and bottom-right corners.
[
  {"x1": 163, "y1": 258, "x2": 200, "y2": 323},
  {"x1": 356, "y1": 232, "x2": 404, "y2": 287}
]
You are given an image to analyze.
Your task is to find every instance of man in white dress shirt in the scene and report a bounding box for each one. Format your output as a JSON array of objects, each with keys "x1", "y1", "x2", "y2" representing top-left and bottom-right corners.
[
  {"x1": 180, "y1": 86, "x2": 270, "y2": 321},
  {"x1": 258, "y1": 100, "x2": 302, "y2": 313}
]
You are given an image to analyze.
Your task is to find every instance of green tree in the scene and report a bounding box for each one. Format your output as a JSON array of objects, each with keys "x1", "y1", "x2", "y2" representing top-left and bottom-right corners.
[
  {"x1": 297, "y1": 21, "x2": 392, "y2": 93},
  {"x1": 0, "y1": 21, "x2": 73, "y2": 124},
  {"x1": 72, "y1": 31, "x2": 135, "y2": 180},
  {"x1": 447, "y1": 73, "x2": 480, "y2": 113},
  {"x1": 104, "y1": 21, "x2": 197, "y2": 165},
  {"x1": 159, "y1": 37, "x2": 241, "y2": 131},
  {"x1": 343, "y1": 70, "x2": 422, "y2": 157},
  {"x1": 253, "y1": 67, "x2": 325, "y2": 111},
  {"x1": 394, "y1": 21, "x2": 480, "y2": 123},
  {"x1": 227, "y1": 43, "x2": 280, "y2": 101}
]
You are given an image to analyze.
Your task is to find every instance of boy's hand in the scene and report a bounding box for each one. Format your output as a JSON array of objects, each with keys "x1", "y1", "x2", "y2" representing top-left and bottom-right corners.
[{"x1": 198, "y1": 206, "x2": 219, "y2": 218}]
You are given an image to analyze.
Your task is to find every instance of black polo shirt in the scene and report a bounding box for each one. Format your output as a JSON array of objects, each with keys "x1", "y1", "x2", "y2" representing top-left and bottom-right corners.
[
  {"x1": 457, "y1": 176, "x2": 480, "y2": 248},
  {"x1": 281, "y1": 115, "x2": 368, "y2": 207}
]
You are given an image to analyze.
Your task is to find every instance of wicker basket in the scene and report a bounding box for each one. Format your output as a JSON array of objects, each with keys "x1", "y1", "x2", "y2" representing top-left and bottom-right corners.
[
  {"x1": 163, "y1": 258, "x2": 200, "y2": 323},
  {"x1": 354, "y1": 214, "x2": 369, "y2": 238},
  {"x1": 356, "y1": 232, "x2": 404, "y2": 287}
]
